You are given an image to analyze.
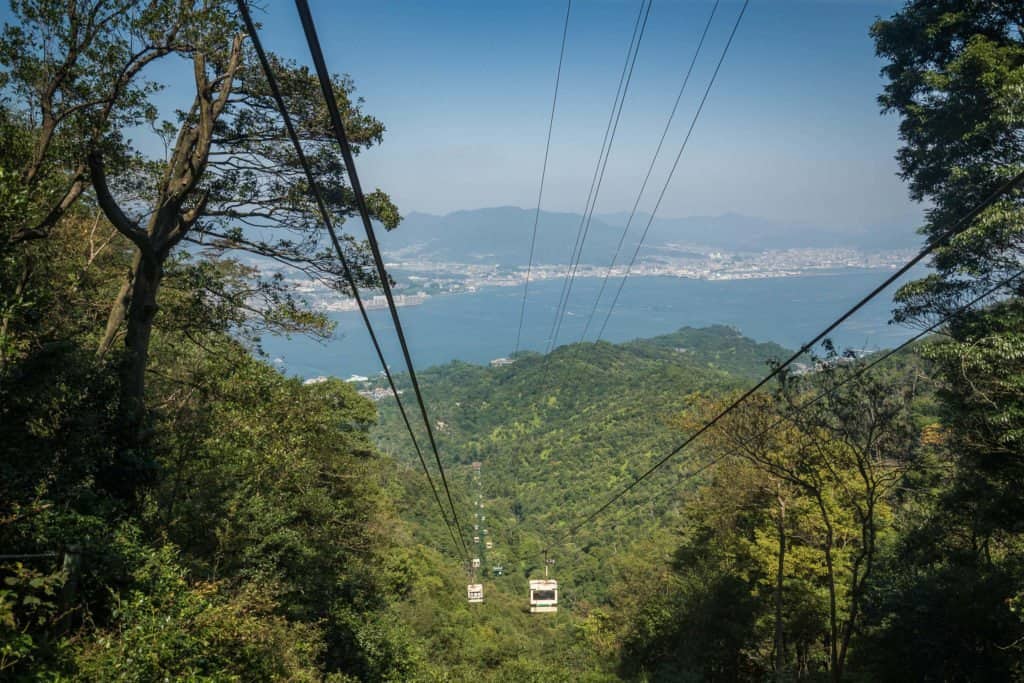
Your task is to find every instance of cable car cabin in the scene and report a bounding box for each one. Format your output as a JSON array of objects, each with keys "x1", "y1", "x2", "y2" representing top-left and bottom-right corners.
[
  {"x1": 471, "y1": 558, "x2": 481, "y2": 569},
  {"x1": 529, "y1": 579, "x2": 558, "y2": 613},
  {"x1": 467, "y1": 583, "x2": 484, "y2": 604},
  {"x1": 485, "y1": 540, "x2": 493, "y2": 550},
  {"x1": 473, "y1": 535, "x2": 480, "y2": 544}
]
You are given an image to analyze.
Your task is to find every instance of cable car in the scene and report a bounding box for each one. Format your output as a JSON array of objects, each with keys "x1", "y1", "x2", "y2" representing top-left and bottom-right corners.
[
  {"x1": 471, "y1": 558, "x2": 480, "y2": 569},
  {"x1": 473, "y1": 535, "x2": 480, "y2": 544},
  {"x1": 529, "y1": 579, "x2": 558, "y2": 613},
  {"x1": 485, "y1": 540, "x2": 493, "y2": 550},
  {"x1": 467, "y1": 583, "x2": 484, "y2": 604}
]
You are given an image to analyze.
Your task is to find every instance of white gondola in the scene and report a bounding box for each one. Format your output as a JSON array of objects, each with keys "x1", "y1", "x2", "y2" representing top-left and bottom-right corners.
[
  {"x1": 467, "y1": 583, "x2": 484, "y2": 604},
  {"x1": 529, "y1": 579, "x2": 558, "y2": 613},
  {"x1": 485, "y1": 540, "x2": 493, "y2": 550},
  {"x1": 473, "y1": 535, "x2": 480, "y2": 544},
  {"x1": 471, "y1": 557, "x2": 481, "y2": 569}
]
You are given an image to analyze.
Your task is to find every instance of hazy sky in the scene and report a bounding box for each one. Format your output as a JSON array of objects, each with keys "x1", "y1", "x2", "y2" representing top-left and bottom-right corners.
[
  {"x1": 5, "y1": 0, "x2": 923, "y2": 230},
  {"x1": 257, "y1": 0, "x2": 921, "y2": 230}
]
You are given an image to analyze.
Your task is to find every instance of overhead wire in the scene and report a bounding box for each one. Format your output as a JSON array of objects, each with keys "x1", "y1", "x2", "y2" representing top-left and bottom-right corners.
[
  {"x1": 513, "y1": 0, "x2": 572, "y2": 358},
  {"x1": 532, "y1": 266, "x2": 1024, "y2": 562},
  {"x1": 293, "y1": 0, "x2": 472, "y2": 562},
  {"x1": 596, "y1": 0, "x2": 749, "y2": 342},
  {"x1": 516, "y1": 264, "x2": 1021, "y2": 566},
  {"x1": 237, "y1": 0, "x2": 469, "y2": 562},
  {"x1": 578, "y1": 0, "x2": 721, "y2": 342},
  {"x1": 545, "y1": 0, "x2": 652, "y2": 354},
  {"x1": 540, "y1": 166, "x2": 1024, "y2": 555}
]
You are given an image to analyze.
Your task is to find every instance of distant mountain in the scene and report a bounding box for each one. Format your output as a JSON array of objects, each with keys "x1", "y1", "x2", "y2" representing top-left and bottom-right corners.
[
  {"x1": 380, "y1": 206, "x2": 626, "y2": 266},
  {"x1": 378, "y1": 206, "x2": 922, "y2": 266}
]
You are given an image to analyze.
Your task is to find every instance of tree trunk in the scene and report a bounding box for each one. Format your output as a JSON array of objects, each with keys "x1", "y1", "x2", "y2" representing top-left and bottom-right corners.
[
  {"x1": 774, "y1": 491, "x2": 787, "y2": 680},
  {"x1": 97, "y1": 253, "x2": 136, "y2": 357},
  {"x1": 118, "y1": 248, "x2": 163, "y2": 437},
  {"x1": 811, "y1": 491, "x2": 840, "y2": 682},
  {"x1": 0, "y1": 257, "x2": 33, "y2": 368}
]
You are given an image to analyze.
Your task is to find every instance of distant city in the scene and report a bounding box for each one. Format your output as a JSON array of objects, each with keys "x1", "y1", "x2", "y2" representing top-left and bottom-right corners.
[{"x1": 285, "y1": 246, "x2": 916, "y2": 312}]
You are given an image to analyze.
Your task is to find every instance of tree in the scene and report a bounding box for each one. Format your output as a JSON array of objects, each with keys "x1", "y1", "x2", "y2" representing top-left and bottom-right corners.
[
  {"x1": 873, "y1": 1, "x2": 1024, "y2": 517},
  {"x1": 673, "y1": 353, "x2": 917, "y2": 682},
  {"x1": 2, "y1": 1, "x2": 401, "y2": 437},
  {"x1": 871, "y1": 5, "x2": 1024, "y2": 676},
  {"x1": 0, "y1": 0, "x2": 187, "y2": 244},
  {"x1": 775, "y1": 355, "x2": 916, "y2": 681},
  {"x1": 80, "y1": 3, "x2": 399, "y2": 435}
]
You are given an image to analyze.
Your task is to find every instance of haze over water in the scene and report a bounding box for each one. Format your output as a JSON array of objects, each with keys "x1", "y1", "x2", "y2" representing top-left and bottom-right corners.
[{"x1": 263, "y1": 268, "x2": 920, "y2": 379}]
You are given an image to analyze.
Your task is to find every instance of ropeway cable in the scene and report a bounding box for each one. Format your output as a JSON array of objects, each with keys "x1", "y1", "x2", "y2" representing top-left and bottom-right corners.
[
  {"x1": 578, "y1": 0, "x2": 721, "y2": 342},
  {"x1": 596, "y1": 0, "x2": 749, "y2": 342},
  {"x1": 294, "y1": 0, "x2": 472, "y2": 563},
  {"x1": 541, "y1": 167, "x2": 1024, "y2": 553},
  {"x1": 535, "y1": 266, "x2": 1024, "y2": 559},
  {"x1": 238, "y1": 1, "x2": 469, "y2": 563},
  {"x1": 513, "y1": 0, "x2": 572, "y2": 357},
  {"x1": 546, "y1": 0, "x2": 652, "y2": 354}
]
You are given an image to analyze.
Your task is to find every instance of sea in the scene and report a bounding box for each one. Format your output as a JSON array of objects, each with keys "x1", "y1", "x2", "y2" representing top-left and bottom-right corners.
[{"x1": 260, "y1": 268, "x2": 925, "y2": 380}]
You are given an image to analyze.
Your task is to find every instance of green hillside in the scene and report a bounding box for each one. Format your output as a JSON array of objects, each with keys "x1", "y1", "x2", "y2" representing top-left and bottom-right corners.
[
  {"x1": 368, "y1": 326, "x2": 794, "y2": 676},
  {"x1": 3, "y1": 1, "x2": 1023, "y2": 680},
  {"x1": 377, "y1": 325, "x2": 791, "y2": 557}
]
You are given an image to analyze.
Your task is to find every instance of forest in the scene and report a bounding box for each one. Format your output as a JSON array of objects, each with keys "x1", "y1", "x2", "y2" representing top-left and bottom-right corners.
[{"x1": 1, "y1": 0, "x2": 1023, "y2": 680}]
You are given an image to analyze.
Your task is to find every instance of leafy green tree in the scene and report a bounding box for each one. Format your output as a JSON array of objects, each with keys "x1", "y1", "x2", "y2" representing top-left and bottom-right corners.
[
  {"x1": 72, "y1": 541, "x2": 327, "y2": 682},
  {"x1": 0, "y1": 0, "x2": 184, "y2": 244},
  {"x1": 868, "y1": 3, "x2": 1024, "y2": 677},
  {"x1": 643, "y1": 353, "x2": 916, "y2": 682},
  {"x1": 2, "y1": 1, "x2": 401, "y2": 439},
  {"x1": 873, "y1": 0, "x2": 1024, "y2": 528}
]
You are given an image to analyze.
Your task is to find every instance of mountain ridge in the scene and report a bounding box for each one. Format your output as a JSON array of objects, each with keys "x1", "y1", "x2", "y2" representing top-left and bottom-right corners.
[{"x1": 381, "y1": 206, "x2": 921, "y2": 265}]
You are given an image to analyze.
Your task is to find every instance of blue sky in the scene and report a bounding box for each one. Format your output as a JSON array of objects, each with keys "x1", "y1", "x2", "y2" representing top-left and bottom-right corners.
[
  {"x1": 4, "y1": 0, "x2": 922, "y2": 231},
  {"x1": 253, "y1": 0, "x2": 921, "y2": 230}
]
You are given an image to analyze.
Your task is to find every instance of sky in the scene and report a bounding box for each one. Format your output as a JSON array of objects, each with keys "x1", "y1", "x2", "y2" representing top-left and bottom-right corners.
[
  {"x1": 4, "y1": 0, "x2": 923, "y2": 231},
  {"x1": 250, "y1": 0, "x2": 921, "y2": 231}
]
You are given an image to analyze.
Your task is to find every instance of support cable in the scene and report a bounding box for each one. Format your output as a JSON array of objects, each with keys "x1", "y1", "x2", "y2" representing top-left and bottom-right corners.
[
  {"x1": 535, "y1": 266, "x2": 1024, "y2": 559},
  {"x1": 546, "y1": 0, "x2": 652, "y2": 354},
  {"x1": 578, "y1": 0, "x2": 721, "y2": 342},
  {"x1": 541, "y1": 167, "x2": 1024, "y2": 553},
  {"x1": 596, "y1": 0, "x2": 748, "y2": 341},
  {"x1": 238, "y1": 1, "x2": 468, "y2": 562},
  {"x1": 513, "y1": 0, "x2": 572, "y2": 357},
  {"x1": 294, "y1": 0, "x2": 471, "y2": 562}
]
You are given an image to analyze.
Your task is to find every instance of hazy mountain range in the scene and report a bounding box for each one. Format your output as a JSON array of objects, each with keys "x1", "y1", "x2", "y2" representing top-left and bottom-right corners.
[{"x1": 378, "y1": 206, "x2": 923, "y2": 266}]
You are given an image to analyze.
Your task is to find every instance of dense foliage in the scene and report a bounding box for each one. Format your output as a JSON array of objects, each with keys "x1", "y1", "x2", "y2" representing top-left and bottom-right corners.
[{"x1": 1, "y1": 0, "x2": 1023, "y2": 680}]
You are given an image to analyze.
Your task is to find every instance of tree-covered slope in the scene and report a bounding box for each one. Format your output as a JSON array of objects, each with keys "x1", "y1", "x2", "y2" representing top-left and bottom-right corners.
[{"x1": 374, "y1": 326, "x2": 792, "y2": 603}]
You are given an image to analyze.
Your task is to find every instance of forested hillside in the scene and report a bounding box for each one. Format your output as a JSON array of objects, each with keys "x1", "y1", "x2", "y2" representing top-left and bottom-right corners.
[
  {"x1": 2, "y1": 0, "x2": 1023, "y2": 681},
  {"x1": 377, "y1": 325, "x2": 788, "y2": 585}
]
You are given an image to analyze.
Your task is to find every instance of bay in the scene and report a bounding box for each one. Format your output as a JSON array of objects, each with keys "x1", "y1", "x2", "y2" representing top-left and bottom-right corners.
[{"x1": 261, "y1": 268, "x2": 922, "y2": 379}]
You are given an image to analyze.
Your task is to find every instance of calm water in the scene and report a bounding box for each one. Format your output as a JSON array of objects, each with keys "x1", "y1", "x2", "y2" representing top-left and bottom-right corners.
[{"x1": 261, "y1": 269, "x2": 922, "y2": 379}]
